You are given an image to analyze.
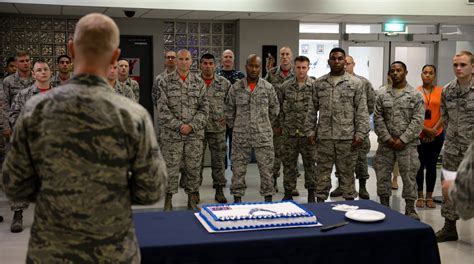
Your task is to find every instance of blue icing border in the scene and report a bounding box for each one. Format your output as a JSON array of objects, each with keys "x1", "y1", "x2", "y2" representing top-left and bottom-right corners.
[{"x1": 202, "y1": 200, "x2": 315, "y2": 222}]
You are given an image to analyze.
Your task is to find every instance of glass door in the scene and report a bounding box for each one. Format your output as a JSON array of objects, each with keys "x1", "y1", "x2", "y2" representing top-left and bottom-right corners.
[
  {"x1": 346, "y1": 42, "x2": 389, "y2": 90},
  {"x1": 391, "y1": 42, "x2": 435, "y2": 88}
]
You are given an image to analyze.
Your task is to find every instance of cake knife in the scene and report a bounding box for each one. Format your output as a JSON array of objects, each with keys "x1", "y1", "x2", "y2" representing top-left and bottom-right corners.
[{"x1": 320, "y1": 221, "x2": 349, "y2": 232}]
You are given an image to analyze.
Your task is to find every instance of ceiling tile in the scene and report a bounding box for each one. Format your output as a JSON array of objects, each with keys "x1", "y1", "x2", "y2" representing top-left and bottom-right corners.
[
  {"x1": 61, "y1": 5, "x2": 108, "y2": 16},
  {"x1": 0, "y1": 3, "x2": 18, "y2": 13},
  {"x1": 15, "y1": 3, "x2": 61, "y2": 15}
]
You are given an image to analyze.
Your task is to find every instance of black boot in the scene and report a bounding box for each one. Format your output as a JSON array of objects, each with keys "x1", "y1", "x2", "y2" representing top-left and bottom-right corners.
[
  {"x1": 273, "y1": 176, "x2": 278, "y2": 193},
  {"x1": 436, "y1": 219, "x2": 458, "y2": 242},
  {"x1": 307, "y1": 189, "x2": 316, "y2": 203},
  {"x1": 187, "y1": 192, "x2": 200, "y2": 210},
  {"x1": 282, "y1": 189, "x2": 293, "y2": 201},
  {"x1": 234, "y1": 196, "x2": 242, "y2": 203},
  {"x1": 164, "y1": 193, "x2": 173, "y2": 212},
  {"x1": 358, "y1": 179, "x2": 370, "y2": 199},
  {"x1": 264, "y1": 195, "x2": 272, "y2": 202},
  {"x1": 380, "y1": 196, "x2": 390, "y2": 207},
  {"x1": 215, "y1": 187, "x2": 227, "y2": 203},
  {"x1": 10, "y1": 210, "x2": 23, "y2": 233},
  {"x1": 317, "y1": 197, "x2": 325, "y2": 203},
  {"x1": 330, "y1": 185, "x2": 342, "y2": 197}
]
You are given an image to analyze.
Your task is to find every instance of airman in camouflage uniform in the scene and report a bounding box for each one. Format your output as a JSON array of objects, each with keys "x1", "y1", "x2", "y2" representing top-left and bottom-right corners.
[
  {"x1": 50, "y1": 55, "x2": 72, "y2": 87},
  {"x1": 436, "y1": 51, "x2": 474, "y2": 242},
  {"x1": 152, "y1": 50, "x2": 177, "y2": 145},
  {"x1": 265, "y1": 47, "x2": 296, "y2": 194},
  {"x1": 157, "y1": 49, "x2": 209, "y2": 211},
  {"x1": 2, "y1": 13, "x2": 167, "y2": 263},
  {"x1": 198, "y1": 53, "x2": 230, "y2": 203},
  {"x1": 226, "y1": 54, "x2": 280, "y2": 202},
  {"x1": 331, "y1": 55, "x2": 376, "y2": 199},
  {"x1": 374, "y1": 61, "x2": 424, "y2": 220},
  {"x1": 279, "y1": 56, "x2": 316, "y2": 203},
  {"x1": 449, "y1": 141, "x2": 474, "y2": 220},
  {"x1": 1, "y1": 51, "x2": 34, "y2": 231},
  {"x1": 305, "y1": 48, "x2": 369, "y2": 202},
  {"x1": 216, "y1": 49, "x2": 245, "y2": 171},
  {"x1": 118, "y1": 59, "x2": 140, "y2": 102},
  {"x1": 107, "y1": 60, "x2": 136, "y2": 101}
]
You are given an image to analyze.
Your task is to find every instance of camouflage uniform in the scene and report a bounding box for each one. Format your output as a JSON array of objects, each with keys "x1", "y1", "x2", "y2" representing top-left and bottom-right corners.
[
  {"x1": 2, "y1": 71, "x2": 34, "y2": 210},
  {"x1": 304, "y1": 73, "x2": 369, "y2": 200},
  {"x1": 450, "y1": 141, "x2": 474, "y2": 220},
  {"x1": 373, "y1": 84, "x2": 425, "y2": 201},
  {"x1": 2, "y1": 74, "x2": 166, "y2": 263},
  {"x1": 152, "y1": 70, "x2": 176, "y2": 145},
  {"x1": 265, "y1": 66, "x2": 295, "y2": 180},
  {"x1": 9, "y1": 84, "x2": 49, "y2": 127},
  {"x1": 226, "y1": 78, "x2": 279, "y2": 197},
  {"x1": 200, "y1": 75, "x2": 231, "y2": 188},
  {"x1": 113, "y1": 80, "x2": 136, "y2": 101},
  {"x1": 0, "y1": 81, "x2": 5, "y2": 189},
  {"x1": 157, "y1": 71, "x2": 209, "y2": 195},
  {"x1": 50, "y1": 72, "x2": 71, "y2": 87},
  {"x1": 279, "y1": 77, "x2": 316, "y2": 191},
  {"x1": 440, "y1": 79, "x2": 474, "y2": 221},
  {"x1": 120, "y1": 77, "x2": 140, "y2": 102}
]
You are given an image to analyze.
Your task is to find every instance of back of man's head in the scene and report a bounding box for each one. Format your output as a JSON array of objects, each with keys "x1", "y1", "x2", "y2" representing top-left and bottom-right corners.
[{"x1": 73, "y1": 13, "x2": 119, "y2": 64}]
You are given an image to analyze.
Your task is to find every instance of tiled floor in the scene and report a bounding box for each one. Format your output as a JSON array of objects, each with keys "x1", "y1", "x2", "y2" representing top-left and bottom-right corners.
[{"x1": 1, "y1": 161, "x2": 473, "y2": 263}]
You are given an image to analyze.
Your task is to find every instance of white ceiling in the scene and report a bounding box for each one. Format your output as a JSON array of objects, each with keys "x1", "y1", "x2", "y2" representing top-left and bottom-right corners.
[{"x1": 0, "y1": 3, "x2": 473, "y2": 25}]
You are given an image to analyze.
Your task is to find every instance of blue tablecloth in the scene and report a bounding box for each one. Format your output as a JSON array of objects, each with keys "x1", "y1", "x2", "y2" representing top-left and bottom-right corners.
[{"x1": 134, "y1": 200, "x2": 440, "y2": 264}]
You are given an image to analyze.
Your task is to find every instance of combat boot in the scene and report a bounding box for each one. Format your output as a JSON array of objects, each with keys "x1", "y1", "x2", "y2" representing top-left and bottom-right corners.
[
  {"x1": 358, "y1": 179, "x2": 370, "y2": 199},
  {"x1": 234, "y1": 196, "x2": 242, "y2": 203},
  {"x1": 436, "y1": 219, "x2": 458, "y2": 242},
  {"x1": 0, "y1": 215, "x2": 3, "y2": 222},
  {"x1": 282, "y1": 189, "x2": 293, "y2": 201},
  {"x1": 307, "y1": 189, "x2": 316, "y2": 203},
  {"x1": 330, "y1": 185, "x2": 342, "y2": 197},
  {"x1": 187, "y1": 192, "x2": 200, "y2": 210},
  {"x1": 380, "y1": 196, "x2": 390, "y2": 207},
  {"x1": 164, "y1": 193, "x2": 173, "y2": 212},
  {"x1": 317, "y1": 198, "x2": 325, "y2": 203},
  {"x1": 10, "y1": 210, "x2": 23, "y2": 233},
  {"x1": 404, "y1": 199, "x2": 420, "y2": 220},
  {"x1": 214, "y1": 187, "x2": 227, "y2": 203},
  {"x1": 264, "y1": 195, "x2": 272, "y2": 202},
  {"x1": 292, "y1": 189, "x2": 300, "y2": 196}
]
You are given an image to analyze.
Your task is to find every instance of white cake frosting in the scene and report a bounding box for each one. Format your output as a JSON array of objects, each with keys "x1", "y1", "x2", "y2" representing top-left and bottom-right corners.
[{"x1": 199, "y1": 201, "x2": 318, "y2": 231}]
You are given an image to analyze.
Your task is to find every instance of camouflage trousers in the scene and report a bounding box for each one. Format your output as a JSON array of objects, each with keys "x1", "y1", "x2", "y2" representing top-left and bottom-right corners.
[
  {"x1": 315, "y1": 139, "x2": 357, "y2": 200},
  {"x1": 335, "y1": 137, "x2": 371, "y2": 180},
  {"x1": 441, "y1": 151, "x2": 464, "y2": 221},
  {"x1": 200, "y1": 132, "x2": 227, "y2": 188},
  {"x1": 273, "y1": 134, "x2": 283, "y2": 178},
  {"x1": 230, "y1": 138, "x2": 275, "y2": 197},
  {"x1": 374, "y1": 144, "x2": 418, "y2": 200},
  {"x1": 0, "y1": 136, "x2": 29, "y2": 211},
  {"x1": 281, "y1": 136, "x2": 316, "y2": 191},
  {"x1": 161, "y1": 139, "x2": 203, "y2": 194}
]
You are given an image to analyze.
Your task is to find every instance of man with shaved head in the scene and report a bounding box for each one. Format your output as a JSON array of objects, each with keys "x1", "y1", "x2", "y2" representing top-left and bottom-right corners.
[
  {"x1": 226, "y1": 54, "x2": 280, "y2": 202},
  {"x1": 2, "y1": 13, "x2": 166, "y2": 263},
  {"x1": 157, "y1": 48, "x2": 209, "y2": 211}
]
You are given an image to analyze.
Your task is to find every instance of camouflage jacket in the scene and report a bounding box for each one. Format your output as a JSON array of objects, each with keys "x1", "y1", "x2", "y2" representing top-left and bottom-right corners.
[
  {"x1": 2, "y1": 72, "x2": 34, "y2": 130},
  {"x1": 279, "y1": 77, "x2": 314, "y2": 137},
  {"x1": 305, "y1": 72, "x2": 369, "y2": 141},
  {"x1": 441, "y1": 78, "x2": 474, "y2": 155},
  {"x1": 265, "y1": 65, "x2": 294, "y2": 128},
  {"x1": 157, "y1": 71, "x2": 209, "y2": 141},
  {"x1": 202, "y1": 74, "x2": 231, "y2": 133},
  {"x1": 119, "y1": 77, "x2": 140, "y2": 102},
  {"x1": 2, "y1": 74, "x2": 166, "y2": 263},
  {"x1": 50, "y1": 72, "x2": 71, "y2": 87},
  {"x1": 9, "y1": 84, "x2": 52, "y2": 128},
  {"x1": 374, "y1": 84, "x2": 425, "y2": 145},
  {"x1": 354, "y1": 74, "x2": 376, "y2": 115},
  {"x1": 451, "y1": 141, "x2": 474, "y2": 220},
  {"x1": 225, "y1": 78, "x2": 279, "y2": 147},
  {"x1": 216, "y1": 68, "x2": 245, "y2": 84},
  {"x1": 113, "y1": 80, "x2": 136, "y2": 101}
]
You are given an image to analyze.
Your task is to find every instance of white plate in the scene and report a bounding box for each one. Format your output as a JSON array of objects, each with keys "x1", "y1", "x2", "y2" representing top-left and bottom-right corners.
[{"x1": 345, "y1": 209, "x2": 386, "y2": 222}]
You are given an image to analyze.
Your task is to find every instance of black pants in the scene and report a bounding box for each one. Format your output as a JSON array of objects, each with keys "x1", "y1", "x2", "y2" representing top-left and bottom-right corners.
[{"x1": 416, "y1": 133, "x2": 444, "y2": 192}]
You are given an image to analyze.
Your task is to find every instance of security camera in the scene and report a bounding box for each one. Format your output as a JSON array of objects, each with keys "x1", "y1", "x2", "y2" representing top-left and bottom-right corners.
[{"x1": 124, "y1": 10, "x2": 136, "y2": 18}]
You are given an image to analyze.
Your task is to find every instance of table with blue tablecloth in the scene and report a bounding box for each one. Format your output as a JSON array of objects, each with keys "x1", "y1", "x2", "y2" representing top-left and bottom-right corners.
[{"x1": 134, "y1": 200, "x2": 440, "y2": 264}]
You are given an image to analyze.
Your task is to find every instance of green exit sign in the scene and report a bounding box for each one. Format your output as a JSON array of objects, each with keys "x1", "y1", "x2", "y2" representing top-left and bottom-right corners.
[{"x1": 383, "y1": 23, "x2": 406, "y2": 33}]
